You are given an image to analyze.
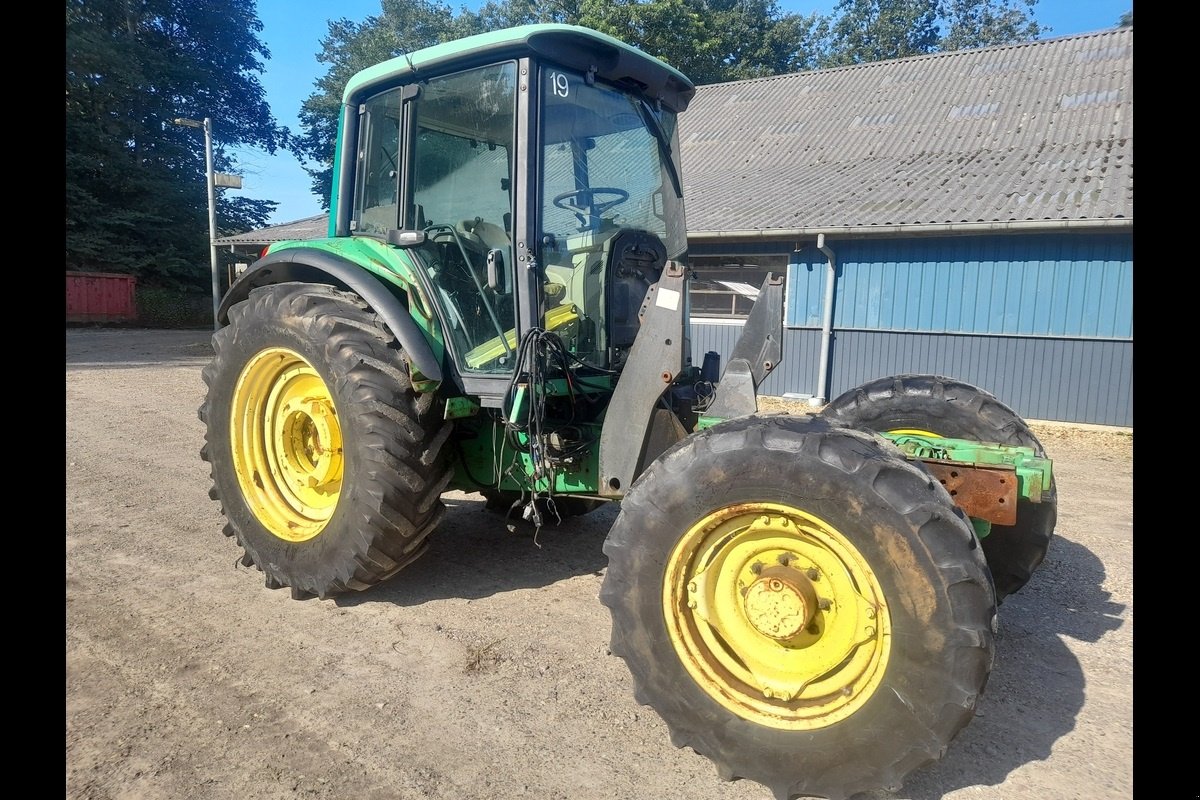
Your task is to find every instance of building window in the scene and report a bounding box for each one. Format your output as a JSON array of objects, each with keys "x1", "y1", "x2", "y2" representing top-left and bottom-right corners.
[{"x1": 688, "y1": 255, "x2": 787, "y2": 321}]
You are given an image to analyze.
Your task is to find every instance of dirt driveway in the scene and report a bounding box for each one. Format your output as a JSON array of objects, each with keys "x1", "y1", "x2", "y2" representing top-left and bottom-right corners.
[{"x1": 66, "y1": 328, "x2": 1132, "y2": 800}]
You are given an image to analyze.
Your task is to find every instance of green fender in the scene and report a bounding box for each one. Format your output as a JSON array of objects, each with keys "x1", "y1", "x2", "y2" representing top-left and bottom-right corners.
[{"x1": 218, "y1": 247, "x2": 444, "y2": 384}]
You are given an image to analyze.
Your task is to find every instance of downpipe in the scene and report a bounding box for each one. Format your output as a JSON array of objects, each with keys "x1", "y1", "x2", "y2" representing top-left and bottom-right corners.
[{"x1": 812, "y1": 233, "x2": 837, "y2": 407}]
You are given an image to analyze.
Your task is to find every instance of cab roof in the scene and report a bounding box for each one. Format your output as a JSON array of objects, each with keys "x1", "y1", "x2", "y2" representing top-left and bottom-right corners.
[{"x1": 342, "y1": 24, "x2": 696, "y2": 113}]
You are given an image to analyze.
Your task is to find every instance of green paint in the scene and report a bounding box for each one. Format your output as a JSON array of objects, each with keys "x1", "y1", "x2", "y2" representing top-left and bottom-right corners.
[
  {"x1": 508, "y1": 384, "x2": 530, "y2": 428},
  {"x1": 449, "y1": 414, "x2": 603, "y2": 495},
  {"x1": 444, "y1": 396, "x2": 481, "y2": 420},
  {"x1": 970, "y1": 517, "x2": 992, "y2": 540},
  {"x1": 262, "y1": 237, "x2": 447, "y2": 384},
  {"x1": 328, "y1": 110, "x2": 345, "y2": 230}
]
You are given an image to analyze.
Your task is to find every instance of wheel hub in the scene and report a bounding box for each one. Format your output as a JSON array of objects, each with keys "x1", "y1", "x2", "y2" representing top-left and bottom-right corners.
[{"x1": 743, "y1": 566, "x2": 818, "y2": 640}]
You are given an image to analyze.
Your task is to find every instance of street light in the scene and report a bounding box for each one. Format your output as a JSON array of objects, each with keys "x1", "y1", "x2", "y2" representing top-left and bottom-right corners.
[{"x1": 173, "y1": 117, "x2": 221, "y2": 330}]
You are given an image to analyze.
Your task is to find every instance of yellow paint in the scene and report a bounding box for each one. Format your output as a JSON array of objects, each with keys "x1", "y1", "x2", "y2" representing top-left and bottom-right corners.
[
  {"x1": 663, "y1": 502, "x2": 891, "y2": 729},
  {"x1": 464, "y1": 303, "x2": 580, "y2": 368},
  {"x1": 230, "y1": 348, "x2": 343, "y2": 542},
  {"x1": 887, "y1": 428, "x2": 942, "y2": 438}
]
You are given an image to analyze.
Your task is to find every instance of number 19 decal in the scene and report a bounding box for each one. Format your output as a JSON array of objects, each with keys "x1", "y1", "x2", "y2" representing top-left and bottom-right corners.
[{"x1": 548, "y1": 71, "x2": 570, "y2": 98}]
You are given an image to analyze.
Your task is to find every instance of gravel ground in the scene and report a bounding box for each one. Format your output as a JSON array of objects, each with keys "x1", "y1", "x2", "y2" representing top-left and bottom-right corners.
[{"x1": 66, "y1": 328, "x2": 1132, "y2": 800}]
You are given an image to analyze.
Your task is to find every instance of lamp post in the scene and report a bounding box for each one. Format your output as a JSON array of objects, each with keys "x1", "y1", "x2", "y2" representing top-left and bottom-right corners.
[{"x1": 173, "y1": 116, "x2": 220, "y2": 330}]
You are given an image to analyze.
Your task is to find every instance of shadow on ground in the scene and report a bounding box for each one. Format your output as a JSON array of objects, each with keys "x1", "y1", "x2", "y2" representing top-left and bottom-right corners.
[
  {"x1": 857, "y1": 533, "x2": 1127, "y2": 800},
  {"x1": 336, "y1": 495, "x2": 619, "y2": 609}
]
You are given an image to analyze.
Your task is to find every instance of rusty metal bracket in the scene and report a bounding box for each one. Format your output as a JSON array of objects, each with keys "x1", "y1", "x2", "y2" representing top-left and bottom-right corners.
[{"x1": 921, "y1": 461, "x2": 1019, "y2": 525}]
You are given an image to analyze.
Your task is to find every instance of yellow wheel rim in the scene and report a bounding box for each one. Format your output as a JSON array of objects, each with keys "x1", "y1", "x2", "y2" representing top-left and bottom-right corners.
[
  {"x1": 663, "y1": 502, "x2": 891, "y2": 730},
  {"x1": 887, "y1": 427, "x2": 942, "y2": 438},
  {"x1": 230, "y1": 347, "x2": 343, "y2": 542}
]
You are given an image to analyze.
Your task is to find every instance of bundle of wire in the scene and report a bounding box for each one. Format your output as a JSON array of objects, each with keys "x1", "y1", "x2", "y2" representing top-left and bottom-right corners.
[{"x1": 500, "y1": 326, "x2": 615, "y2": 528}]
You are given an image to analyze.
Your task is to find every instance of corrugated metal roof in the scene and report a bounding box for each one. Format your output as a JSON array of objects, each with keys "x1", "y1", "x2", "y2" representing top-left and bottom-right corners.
[
  {"x1": 215, "y1": 214, "x2": 328, "y2": 246},
  {"x1": 680, "y1": 28, "x2": 1132, "y2": 235}
]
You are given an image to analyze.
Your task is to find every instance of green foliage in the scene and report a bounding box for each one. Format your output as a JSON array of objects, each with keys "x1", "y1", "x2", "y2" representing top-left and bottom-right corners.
[
  {"x1": 822, "y1": 0, "x2": 1043, "y2": 65},
  {"x1": 575, "y1": 0, "x2": 828, "y2": 84},
  {"x1": 1118, "y1": 10, "x2": 1132, "y2": 27},
  {"x1": 939, "y1": 0, "x2": 1045, "y2": 52},
  {"x1": 65, "y1": 0, "x2": 288, "y2": 290},
  {"x1": 824, "y1": 0, "x2": 939, "y2": 66}
]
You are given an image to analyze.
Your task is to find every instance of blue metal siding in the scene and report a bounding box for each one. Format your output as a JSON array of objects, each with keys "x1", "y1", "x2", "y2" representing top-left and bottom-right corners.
[
  {"x1": 690, "y1": 231, "x2": 1132, "y2": 426},
  {"x1": 826, "y1": 331, "x2": 1133, "y2": 426},
  {"x1": 689, "y1": 325, "x2": 1132, "y2": 426},
  {"x1": 786, "y1": 233, "x2": 1132, "y2": 339},
  {"x1": 787, "y1": 259, "x2": 826, "y2": 327},
  {"x1": 691, "y1": 325, "x2": 822, "y2": 397}
]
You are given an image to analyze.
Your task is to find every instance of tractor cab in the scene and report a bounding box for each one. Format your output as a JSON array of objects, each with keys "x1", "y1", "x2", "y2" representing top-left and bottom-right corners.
[{"x1": 332, "y1": 25, "x2": 695, "y2": 402}]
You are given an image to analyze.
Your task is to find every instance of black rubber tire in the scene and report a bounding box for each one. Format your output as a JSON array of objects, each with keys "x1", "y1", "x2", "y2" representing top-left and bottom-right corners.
[
  {"x1": 819, "y1": 374, "x2": 1057, "y2": 601},
  {"x1": 481, "y1": 489, "x2": 605, "y2": 521},
  {"x1": 199, "y1": 283, "x2": 453, "y2": 599},
  {"x1": 601, "y1": 414, "x2": 995, "y2": 800}
]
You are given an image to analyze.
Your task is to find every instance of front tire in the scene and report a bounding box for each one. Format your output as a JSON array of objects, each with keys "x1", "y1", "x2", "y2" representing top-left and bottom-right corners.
[
  {"x1": 819, "y1": 374, "x2": 1057, "y2": 601},
  {"x1": 601, "y1": 414, "x2": 995, "y2": 800},
  {"x1": 199, "y1": 283, "x2": 453, "y2": 599}
]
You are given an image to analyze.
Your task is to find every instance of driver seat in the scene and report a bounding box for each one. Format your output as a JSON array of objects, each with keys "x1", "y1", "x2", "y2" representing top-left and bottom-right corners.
[{"x1": 462, "y1": 217, "x2": 510, "y2": 253}]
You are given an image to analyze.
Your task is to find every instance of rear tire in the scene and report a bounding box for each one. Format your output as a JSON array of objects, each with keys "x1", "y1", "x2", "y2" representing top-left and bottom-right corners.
[
  {"x1": 819, "y1": 374, "x2": 1056, "y2": 601},
  {"x1": 601, "y1": 414, "x2": 995, "y2": 800},
  {"x1": 199, "y1": 283, "x2": 452, "y2": 599}
]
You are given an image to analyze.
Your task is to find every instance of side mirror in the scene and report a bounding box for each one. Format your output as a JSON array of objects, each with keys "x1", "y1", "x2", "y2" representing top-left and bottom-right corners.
[
  {"x1": 387, "y1": 229, "x2": 427, "y2": 248},
  {"x1": 487, "y1": 249, "x2": 507, "y2": 294}
]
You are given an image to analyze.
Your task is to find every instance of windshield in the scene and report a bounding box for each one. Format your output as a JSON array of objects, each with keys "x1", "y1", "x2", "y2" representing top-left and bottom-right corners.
[
  {"x1": 539, "y1": 70, "x2": 685, "y2": 256},
  {"x1": 538, "y1": 68, "x2": 686, "y2": 368}
]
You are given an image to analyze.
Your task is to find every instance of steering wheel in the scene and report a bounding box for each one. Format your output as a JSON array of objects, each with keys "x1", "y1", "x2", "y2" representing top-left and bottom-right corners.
[{"x1": 553, "y1": 188, "x2": 629, "y2": 228}]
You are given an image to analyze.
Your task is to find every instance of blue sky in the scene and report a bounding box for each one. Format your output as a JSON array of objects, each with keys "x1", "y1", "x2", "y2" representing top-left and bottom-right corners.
[{"x1": 241, "y1": 0, "x2": 1131, "y2": 225}]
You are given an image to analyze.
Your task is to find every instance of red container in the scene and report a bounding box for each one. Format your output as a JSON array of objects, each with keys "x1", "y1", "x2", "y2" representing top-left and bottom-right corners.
[{"x1": 66, "y1": 271, "x2": 138, "y2": 323}]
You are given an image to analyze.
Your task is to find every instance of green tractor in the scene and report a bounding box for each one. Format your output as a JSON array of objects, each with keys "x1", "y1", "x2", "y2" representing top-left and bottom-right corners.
[{"x1": 199, "y1": 24, "x2": 1056, "y2": 800}]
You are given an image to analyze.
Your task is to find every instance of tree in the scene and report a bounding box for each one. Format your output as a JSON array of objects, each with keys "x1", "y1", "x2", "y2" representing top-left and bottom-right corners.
[
  {"x1": 296, "y1": 0, "x2": 461, "y2": 206},
  {"x1": 821, "y1": 0, "x2": 1044, "y2": 66},
  {"x1": 823, "y1": 0, "x2": 940, "y2": 66},
  {"x1": 939, "y1": 0, "x2": 1045, "y2": 51},
  {"x1": 577, "y1": 0, "x2": 827, "y2": 84},
  {"x1": 66, "y1": 0, "x2": 288, "y2": 289},
  {"x1": 1118, "y1": 10, "x2": 1132, "y2": 27}
]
